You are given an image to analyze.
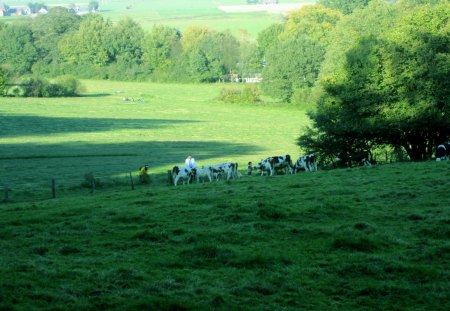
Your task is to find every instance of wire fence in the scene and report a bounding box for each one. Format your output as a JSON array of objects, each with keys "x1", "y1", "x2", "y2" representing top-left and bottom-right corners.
[{"x1": 0, "y1": 168, "x2": 174, "y2": 204}]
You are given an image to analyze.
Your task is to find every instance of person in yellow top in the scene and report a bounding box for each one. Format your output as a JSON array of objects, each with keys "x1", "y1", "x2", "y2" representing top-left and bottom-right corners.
[{"x1": 139, "y1": 164, "x2": 150, "y2": 184}]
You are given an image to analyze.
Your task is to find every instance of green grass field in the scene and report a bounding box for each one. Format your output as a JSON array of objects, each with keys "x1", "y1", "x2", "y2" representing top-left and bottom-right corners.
[
  {"x1": 1, "y1": 159, "x2": 449, "y2": 310},
  {"x1": 4, "y1": 0, "x2": 312, "y2": 37},
  {"x1": 1, "y1": 80, "x2": 309, "y2": 201}
]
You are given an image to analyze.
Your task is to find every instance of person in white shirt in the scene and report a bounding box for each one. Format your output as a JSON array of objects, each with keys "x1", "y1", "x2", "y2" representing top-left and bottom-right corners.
[{"x1": 185, "y1": 155, "x2": 196, "y2": 169}]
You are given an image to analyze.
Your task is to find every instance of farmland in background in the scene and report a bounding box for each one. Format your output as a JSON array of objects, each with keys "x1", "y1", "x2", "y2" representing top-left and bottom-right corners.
[{"x1": 2, "y1": 0, "x2": 316, "y2": 36}]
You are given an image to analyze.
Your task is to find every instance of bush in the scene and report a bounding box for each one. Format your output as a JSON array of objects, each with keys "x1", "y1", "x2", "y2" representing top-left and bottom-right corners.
[
  {"x1": 53, "y1": 75, "x2": 84, "y2": 96},
  {"x1": 0, "y1": 67, "x2": 7, "y2": 96},
  {"x1": 15, "y1": 76, "x2": 83, "y2": 97},
  {"x1": 219, "y1": 84, "x2": 260, "y2": 104}
]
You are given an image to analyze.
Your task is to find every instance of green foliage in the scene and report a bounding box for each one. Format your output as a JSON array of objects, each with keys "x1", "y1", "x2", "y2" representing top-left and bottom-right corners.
[
  {"x1": 301, "y1": 1, "x2": 450, "y2": 161},
  {"x1": 88, "y1": 1, "x2": 99, "y2": 12},
  {"x1": 31, "y1": 7, "x2": 81, "y2": 66},
  {"x1": 0, "y1": 67, "x2": 7, "y2": 96},
  {"x1": 107, "y1": 17, "x2": 144, "y2": 65},
  {"x1": 17, "y1": 76, "x2": 83, "y2": 97},
  {"x1": 318, "y1": 0, "x2": 371, "y2": 14},
  {"x1": 256, "y1": 23, "x2": 284, "y2": 58},
  {"x1": 142, "y1": 25, "x2": 180, "y2": 73},
  {"x1": 218, "y1": 84, "x2": 260, "y2": 104},
  {"x1": 58, "y1": 14, "x2": 111, "y2": 67},
  {"x1": 262, "y1": 34, "x2": 325, "y2": 102},
  {"x1": 282, "y1": 4, "x2": 342, "y2": 46},
  {"x1": 28, "y1": 2, "x2": 47, "y2": 14},
  {"x1": 0, "y1": 23, "x2": 37, "y2": 75}
]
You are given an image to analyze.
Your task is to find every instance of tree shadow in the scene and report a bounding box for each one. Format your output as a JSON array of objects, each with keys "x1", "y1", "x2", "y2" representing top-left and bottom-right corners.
[
  {"x1": 0, "y1": 115, "x2": 201, "y2": 137},
  {"x1": 0, "y1": 140, "x2": 265, "y2": 190},
  {"x1": 79, "y1": 93, "x2": 111, "y2": 97}
]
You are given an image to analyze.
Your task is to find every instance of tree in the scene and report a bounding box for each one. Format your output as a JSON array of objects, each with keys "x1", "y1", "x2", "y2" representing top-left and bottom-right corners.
[
  {"x1": 261, "y1": 34, "x2": 325, "y2": 102},
  {"x1": 317, "y1": 0, "x2": 371, "y2": 15},
  {"x1": 88, "y1": 1, "x2": 99, "y2": 12},
  {"x1": 281, "y1": 5, "x2": 342, "y2": 46},
  {"x1": 142, "y1": 25, "x2": 180, "y2": 73},
  {"x1": 58, "y1": 14, "x2": 111, "y2": 66},
  {"x1": 0, "y1": 23, "x2": 37, "y2": 74},
  {"x1": 107, "y1": 17, "x2": 144, "y2": 65},
  {"x1": 31, "y1": 7, "x2": 81, "y2": 65},
  {"x1": 187, "y1": 31, "x2": 239, "y2": 82},
  {"x1": 299, "y1": 1, "x2": 450, "y2": 161},
  {"x1": 256, "y1": 23, "x2": 284, "y2": 59}
]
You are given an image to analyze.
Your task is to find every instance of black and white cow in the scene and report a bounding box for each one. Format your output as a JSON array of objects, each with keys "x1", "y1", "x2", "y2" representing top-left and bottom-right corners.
[
  {"x1": 207, "y1": 162, "x2": 239, "y2": 180},
  {"x1": 256, "y1": 155, "x2": 293, "y2": 176},
  {"x1": 336, "y1": 151, "x2": 371, "y2": 167},
  {"x1": 293, "y1": 154, "x2": 317, "y2": 173},
  {"x1": 196, "y1": 166, "x2": 213, "y2": 183},
  {"x1": 171, "y1": 166, "x2": 195, "y2": 186},
  {"x1": 436, "y1": 142, "x2": 450, "y2": 161}
]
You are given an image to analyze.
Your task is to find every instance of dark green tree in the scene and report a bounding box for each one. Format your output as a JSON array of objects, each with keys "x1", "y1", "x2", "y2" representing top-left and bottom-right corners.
[
  {"x1": 142, "y1": 25, "x2": 180, "y2": 74},
  {"x1": 58, "y1": 14, "x2": 111, "y2": 66},
  {"x1": 0, "y1": 23, "x2": 37, "y2": 74},
  {"x1": 107, "y1": 17, "x2": 144, "y2": 65},
  {"x1": 0, "y1": 67, "x2": 7, "y2": 96},
  {"x1": 31, "y1": 7, "x2": 81, "y2": 65},
  {"x1": 299, "y1": 1, "x2": 450, "y2": 161},
  {"x1": 88, "y1": 1, "x2": 99, "y2": 12},
  {"x1": 261, "y1": 34, "x2": 325, "y2": 102},
  {"x1": 256, "y1": 23, "x2": 283, "y2": 59}
]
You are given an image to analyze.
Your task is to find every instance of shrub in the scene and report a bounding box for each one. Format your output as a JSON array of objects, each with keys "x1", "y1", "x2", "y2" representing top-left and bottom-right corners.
[
  {"x1": 0, "y1": 67, "x2": 7, "y2": 96},
  {"x1": 219, "y1": 84, "x2": 260, "y2": 104},
  {"x1": 53, "y1": 75, "x2": 83, "y2": 96}
]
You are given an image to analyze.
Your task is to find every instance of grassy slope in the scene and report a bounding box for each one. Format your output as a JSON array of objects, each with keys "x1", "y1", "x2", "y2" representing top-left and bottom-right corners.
[
  {"x1": 0, "y1": 80, "x2": 309, "y2": 201},
  {"x1": 0, "y1": 161, "x2": 449, "y2": 310}
]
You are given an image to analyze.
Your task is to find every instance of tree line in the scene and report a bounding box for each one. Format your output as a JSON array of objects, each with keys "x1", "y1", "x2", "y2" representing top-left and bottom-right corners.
[{"x1": 0, "y1": 0, "x2": 448, "y2": 161}]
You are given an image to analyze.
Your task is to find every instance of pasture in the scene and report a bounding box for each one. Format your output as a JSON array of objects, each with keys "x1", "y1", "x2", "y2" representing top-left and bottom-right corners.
[
  {"x1": 0, "y1": 159, "x2": 449, "y2": 310},
  {"x1": 0, "y1": 80, "x2": 309, "y2": 202},
  {"x1": 3, "y1": 0, "x2": 315, "y2": 37}
]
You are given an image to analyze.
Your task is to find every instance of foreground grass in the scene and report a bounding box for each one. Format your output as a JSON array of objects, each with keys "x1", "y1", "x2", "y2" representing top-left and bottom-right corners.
[{"x1": 1, "y1": 161, "x2": 449, "y2": 310}]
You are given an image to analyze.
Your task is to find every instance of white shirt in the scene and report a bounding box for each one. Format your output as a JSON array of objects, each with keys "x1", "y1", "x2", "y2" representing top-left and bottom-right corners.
[{"x1": 185, "y1": 157, "x2": 196, "y2": 169}]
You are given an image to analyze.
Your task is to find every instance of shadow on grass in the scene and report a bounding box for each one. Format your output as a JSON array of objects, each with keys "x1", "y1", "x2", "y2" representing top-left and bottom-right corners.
[{"x1": 0, "y1": 115, "x2": 201, "y2": 137}]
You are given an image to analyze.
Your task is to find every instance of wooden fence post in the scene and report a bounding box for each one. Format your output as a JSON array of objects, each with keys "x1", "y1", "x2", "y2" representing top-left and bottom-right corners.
[
  {"x1": 167, "y1": 170, "x2": 173, "y2": 186},
  {"x1": 129, "y1": 172, "x2": 135, "y2": 190},
  {"x1": 91, "y1": 175, "x2": 96, "y2": 194},
  {"x1": 52, "y1": 179, "x2": 56, "y2": 199}
]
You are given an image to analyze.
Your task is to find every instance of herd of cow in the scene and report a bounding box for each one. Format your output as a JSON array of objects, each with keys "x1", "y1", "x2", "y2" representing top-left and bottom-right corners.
[
  {"x1": 170, "y1": 143, "x2": 450, "y2": 186},
  {"x1": 170, "y1": 152, "x2": 367, "y2": 186}
]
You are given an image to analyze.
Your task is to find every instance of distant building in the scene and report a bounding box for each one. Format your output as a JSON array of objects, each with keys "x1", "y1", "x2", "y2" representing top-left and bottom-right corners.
[{"x1": 7, "y1": 5, "x2": 31, "y2": 16}]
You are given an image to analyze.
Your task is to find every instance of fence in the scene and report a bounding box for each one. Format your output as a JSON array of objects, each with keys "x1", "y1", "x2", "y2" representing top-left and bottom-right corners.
[{"x1": 0, "y1": 169, "x2": 173, "y2": 204}]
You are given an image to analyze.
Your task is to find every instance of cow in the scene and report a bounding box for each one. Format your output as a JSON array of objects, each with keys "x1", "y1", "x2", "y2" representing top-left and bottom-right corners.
[
  {"x1": 256, "y1": 155, "x2": 293, "y2": 176},
  {"x1": 171, "y1": 166, "x2": 195, "y2": 186},
  {"x1": 336, "y1": 151, "x2": 371, "y2": 167},
  {"x1": 293, "y1": 154, "x2": 317, "y2": 173},
  {"x1": 436, "y1": 142, "x2": 450, "y2": 161},
  {"x1": 196, "y1": 166, "x2": 213, "y2": 183},
  {"x1": 208, "y1": 162, "x2": 239, "y2": 180}
]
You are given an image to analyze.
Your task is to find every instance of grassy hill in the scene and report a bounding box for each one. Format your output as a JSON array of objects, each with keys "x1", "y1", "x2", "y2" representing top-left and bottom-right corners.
[{"x1": 0, "y1": 161, "x2": 449, "y2": 310}]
